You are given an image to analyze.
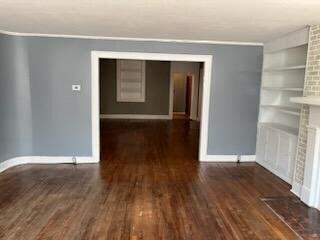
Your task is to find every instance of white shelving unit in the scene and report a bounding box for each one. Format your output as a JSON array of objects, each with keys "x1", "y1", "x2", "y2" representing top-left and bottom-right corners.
[{"x1": 256, "y1": 27, "x2": 309, "y2": 184}]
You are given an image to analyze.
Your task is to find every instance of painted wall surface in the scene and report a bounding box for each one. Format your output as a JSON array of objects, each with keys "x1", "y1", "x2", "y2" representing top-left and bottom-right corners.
[
  {"x1": 0, "y1": 34, "x2": 32, "y2": 162},
  {"x1": 173, "y1": 73, "x2": 187, "y2": 112},
  {"x1": 100, "y1": 59, "x2": 170, "y2": 115},
  {"x1": 0, "y1": 33, "x2": 262, "y2": 159}
]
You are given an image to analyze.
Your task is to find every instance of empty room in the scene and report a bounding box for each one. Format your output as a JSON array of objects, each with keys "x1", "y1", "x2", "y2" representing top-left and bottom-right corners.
[{"x1": 1, "y1": 1, "x2": 320, "y2": 239}]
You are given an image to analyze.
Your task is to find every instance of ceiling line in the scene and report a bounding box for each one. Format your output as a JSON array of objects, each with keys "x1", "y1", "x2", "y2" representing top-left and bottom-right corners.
[{"x1": 0, "y1": 29, "x2": 264, "y2": 46}]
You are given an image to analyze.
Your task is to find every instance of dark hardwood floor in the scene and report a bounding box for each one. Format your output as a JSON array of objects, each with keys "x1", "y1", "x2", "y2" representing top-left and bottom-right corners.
[{"x1": 0, "y1": 119, "x2": 302, "y2": 239}]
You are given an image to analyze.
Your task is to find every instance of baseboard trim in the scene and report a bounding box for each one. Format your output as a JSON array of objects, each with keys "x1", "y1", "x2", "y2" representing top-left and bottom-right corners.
[
  {"x1": 240, "y1": 155, "x2": 256, "y2": 162},
  {"x1": 0, "y1": 157, "x2": 30, "y2": 173},
  {"x1": 291, "y1": 180, "x2": 302, "y2": 197},
  {"x1": 256, "y1": 160, "x2": 292, "y2": 184},
  {"x1": 0, "y1": 156, "x2": 97, "y2": 173},
  {"x1": 100, "y1": 114, "x2": 171, "y2": 120},
  {"x1": 201, "y1": 155, "x2": 256, "y2": 162}
]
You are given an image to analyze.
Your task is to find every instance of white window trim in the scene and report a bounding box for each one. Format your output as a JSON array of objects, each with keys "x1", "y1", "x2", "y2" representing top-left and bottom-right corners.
[{"x1": 116, "y1": 60, "x2": 146, "y2": 102}]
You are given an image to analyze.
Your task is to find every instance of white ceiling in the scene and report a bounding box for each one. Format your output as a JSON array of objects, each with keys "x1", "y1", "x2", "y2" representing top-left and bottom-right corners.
[{"x1": 0, "y1": 0, "x2": 320, "y2": 43}]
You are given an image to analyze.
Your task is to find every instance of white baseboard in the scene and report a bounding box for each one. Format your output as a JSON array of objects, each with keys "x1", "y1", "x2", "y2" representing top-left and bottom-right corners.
[
  {"x1": 0, "y1": 156, "x2": 97, "y2": 173},
  {"x1": 256, "y1": 160, "x2": 291, "y2": 184},
  {"x1": 291, "y1": 180, "x2": 302, "y2": 197},
  {"x1": 100, "y1": 114, "x2": 171, "y2": 120},
  {"x1": 28, "y1": 156, "x2": 96, "y2": 164},
  {"x1": 201, "y1": 155, "x2": 256, "y2": 162},
  {"x1": 0, "y1": 157, "x2": 30, "y2": 173},
  {"x1": 240, "y1": 155, "x2": 256, "y2": 162}
]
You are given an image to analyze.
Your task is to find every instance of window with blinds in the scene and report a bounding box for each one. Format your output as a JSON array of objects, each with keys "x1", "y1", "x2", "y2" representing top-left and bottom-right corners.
[{"x1": 116, "y1": 59, "x2": 146, "y2": 102}]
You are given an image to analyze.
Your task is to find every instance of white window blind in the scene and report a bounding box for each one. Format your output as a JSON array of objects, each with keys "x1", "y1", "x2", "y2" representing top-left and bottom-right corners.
[{"x1": 117, "y1": 60, "x2": 146, "y2": 102}]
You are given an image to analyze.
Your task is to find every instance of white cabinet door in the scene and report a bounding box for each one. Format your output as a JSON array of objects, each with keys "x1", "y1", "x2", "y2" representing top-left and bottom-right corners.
[
  {"x1": 276, "y1": 133, "x2": 297, "y2": 182},
  {"x1": 265, "y1": 129, "x2": 279, "y2": 168},
  {"x1": 256, "y1": 126, "x2": 297, "y2": 184},
  {"x1": 277, "y1": 133, "x2": 291, "y2": 175},
  {"x1": 288, "y1": 135, "x2": 298, "y2": 180},
  {"x1": 256, "y1": 127, "x2": 268, "y2": 163}
]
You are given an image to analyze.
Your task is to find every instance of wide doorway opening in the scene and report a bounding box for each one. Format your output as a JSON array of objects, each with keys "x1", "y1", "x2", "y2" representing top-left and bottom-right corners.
[{"x1": 91, "y1": 52, "x2": 212, "y2": 163}]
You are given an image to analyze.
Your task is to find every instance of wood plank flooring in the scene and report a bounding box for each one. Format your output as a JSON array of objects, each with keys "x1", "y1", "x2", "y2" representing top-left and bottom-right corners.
[{"x1": 0, "y1": 119, "x2": 302, "y2": 239}]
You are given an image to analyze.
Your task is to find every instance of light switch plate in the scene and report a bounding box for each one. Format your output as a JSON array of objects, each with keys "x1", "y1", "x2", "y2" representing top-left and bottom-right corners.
[{"x1": 72, "y1": 85, "x2": 81, "y2": 91}]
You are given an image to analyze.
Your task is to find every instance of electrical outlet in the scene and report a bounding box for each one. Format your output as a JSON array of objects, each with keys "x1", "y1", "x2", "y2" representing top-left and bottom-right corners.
[{"x1": 72, "y1": 85, "x2": 81, "y2": 91}]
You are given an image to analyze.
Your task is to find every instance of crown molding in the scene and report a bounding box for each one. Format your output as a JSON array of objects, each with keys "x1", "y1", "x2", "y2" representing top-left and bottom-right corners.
[{"x1": 0, "y1": 29, "x2": 263, "y2": 46}]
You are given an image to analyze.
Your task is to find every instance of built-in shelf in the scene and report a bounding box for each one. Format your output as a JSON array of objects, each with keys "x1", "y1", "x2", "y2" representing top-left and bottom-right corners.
[
  {"x1": 261, "y1": 105, "x2": 300, "y2": 116},
  {"x1": 264, "y1": 65, "x2": 306, "y2": 72},
  {"x1": 265, "y1": 41, "x2": 309, "y2": 54},
  {"x1": 256, "y1": 28, "x2": 309, "y2": 185},
  {"x1": 259, "y1": 122, "x2": 299, "y2": 136},
  {"x1": 262, "y1": 87, "x2": 303, "y2": 92}
]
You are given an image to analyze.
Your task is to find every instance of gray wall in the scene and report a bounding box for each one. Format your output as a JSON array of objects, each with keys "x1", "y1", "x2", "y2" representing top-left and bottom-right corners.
[
  {"x1": 0, "y1": 34, "x2": 32, "y2": 162},
  {"x1": 100, "y1": 59, "x2": 170, "y2": 115},
  {"x1": 0, "y1": 32, "x2": 262, "y2": 159}
]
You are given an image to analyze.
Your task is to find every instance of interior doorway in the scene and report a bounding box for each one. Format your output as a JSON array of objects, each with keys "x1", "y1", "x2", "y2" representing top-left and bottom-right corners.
[
  {"x1": 185, "y1": 76, "x2": 192, "y2": 117},
  {"x1": 91, "y1": 51, "x2": 212, "y2": 163},
  {"x1": 172, "y1": 74, "x2": 193, "y2": 118},
  {"x1": 171, "y1": 61, "x2": 203, "y2": 121}
]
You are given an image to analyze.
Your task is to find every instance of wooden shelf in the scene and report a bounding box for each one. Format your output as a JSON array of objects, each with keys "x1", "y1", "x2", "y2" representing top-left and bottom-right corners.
[
  {"x1": 262, "y1": 87, "x2": 303, "y2": 92},
  {"x1": 261, "y1": 105, "x2": 300, "y2": 116},
  {"x1": 264, "y1": 65, "x2": 306, "y2": 72},
  {"x1": 259, "y1": 123, "x2": 299, "y2": 136},
  {"x1": 257, "y1": 28, "x2": 308, "y2": 186}
]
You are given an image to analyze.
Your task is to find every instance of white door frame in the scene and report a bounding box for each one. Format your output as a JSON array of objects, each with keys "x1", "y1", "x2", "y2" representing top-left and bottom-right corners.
[{"x1": 91, "y1": 51, "x2": 213, "y2": 162}]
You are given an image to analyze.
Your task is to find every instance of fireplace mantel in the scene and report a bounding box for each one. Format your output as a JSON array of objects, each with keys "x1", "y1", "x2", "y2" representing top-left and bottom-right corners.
[
  {"x1": 291, "y1": 97, "x2": 320, "y2": 106},
  {"x1": 291, "y1": 96, "x2": 320, "y2": 209}
]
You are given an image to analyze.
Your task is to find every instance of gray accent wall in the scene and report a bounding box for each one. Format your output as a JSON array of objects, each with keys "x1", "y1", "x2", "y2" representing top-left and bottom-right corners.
[
  {"x1": 0, "y1": 34, "x2": 32, "y2": 162},
  {"x1": 0, "y1": 32, "x2": 262, "y2": 160},
  {"x1": 100, "y1": 59, "x2": 170, "y2": 115}
]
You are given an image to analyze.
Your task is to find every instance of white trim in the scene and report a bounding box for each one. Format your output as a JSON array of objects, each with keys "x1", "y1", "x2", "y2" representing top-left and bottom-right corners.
[
  {"x1": 199, "y1": 56, "x2": 212, "y2": 162},
  {"x1": 202, "y1": 155, "x2": 256, "y2": 162},
  {"x1": 204, "y1": 155, "x2": 238, "y2": 162},
  {"x1": 256, "y1": 160, "x2": 292, "y2": 184},
  {"x1": 0, "y1": 157, "x2": 29, "y2": 173},
  {"x1": 0, "y1": 156, "x2": 96, "y2": 173},
  {"x1": 100, "y1": 114, "x2": 170, "y2": 120},
  {"x1": 116, "y1": 60, "x2": 146, "y2": 102},
  {"x1": 240, "y1": 155, "x2": 256, "y2": 162},
  {"x1": 91, "y1": 51, "x2": 212, "y2": 162},
  {"x1": 291, "y1": 181, "x2": 302, "y2": 197},
  {"x1": 28, "y1": 156, "x2": 96, "y2": 164},
  {"x1": 300, "y1": 124, "x2": 320, "y2": 208},
  {"x1": 0, "y1": 29, "x2": 263, "y2": 46},
  {"x1": 91, "y1": 53, "x2": 100, "y2": 163}
]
